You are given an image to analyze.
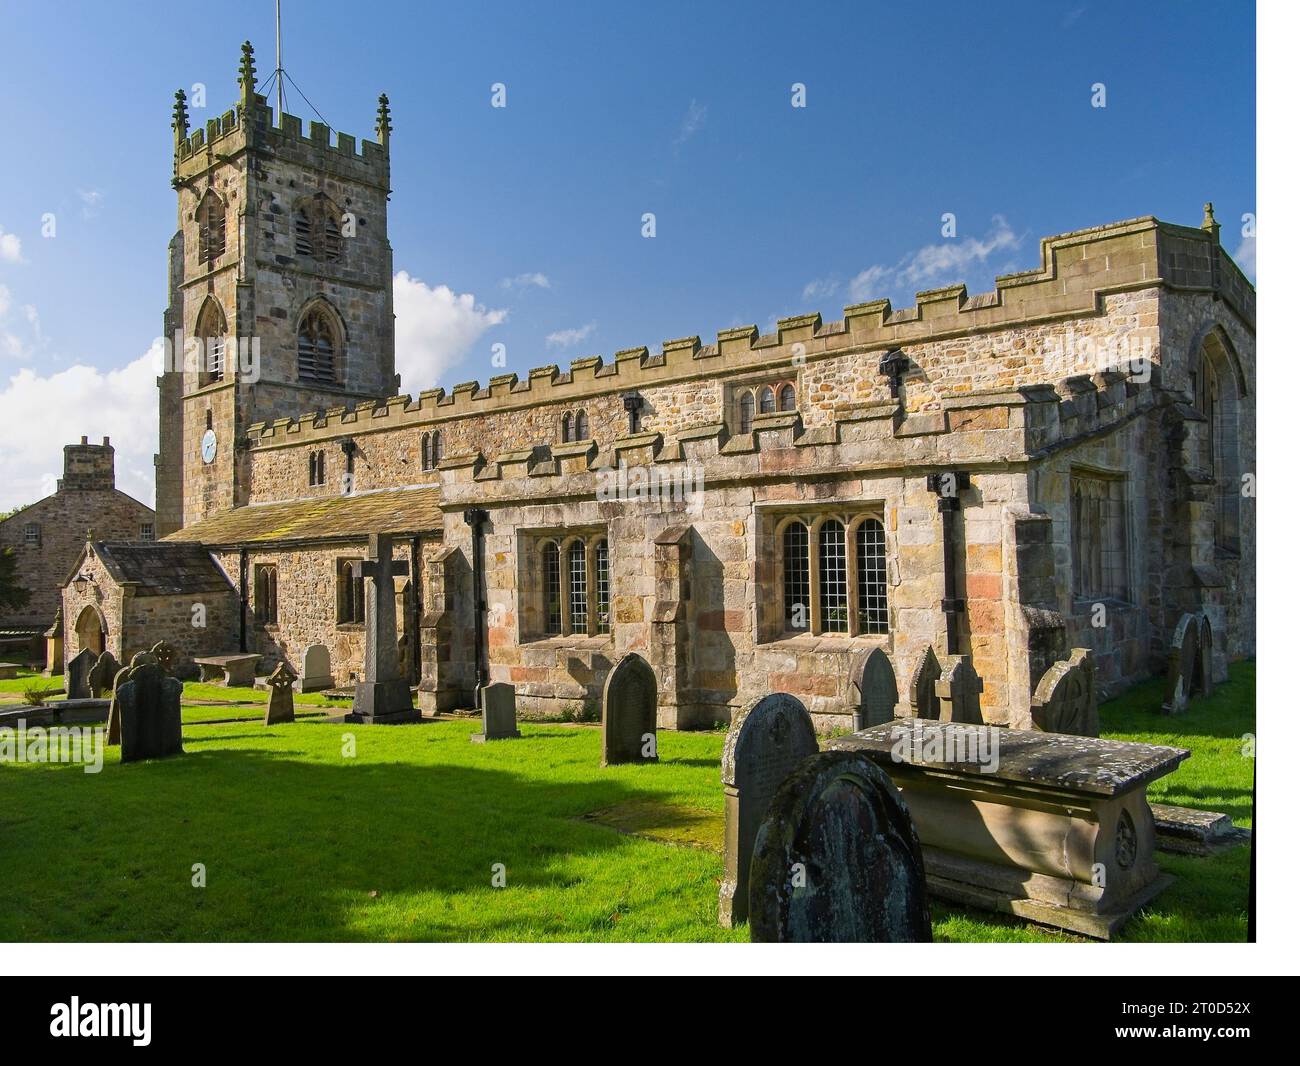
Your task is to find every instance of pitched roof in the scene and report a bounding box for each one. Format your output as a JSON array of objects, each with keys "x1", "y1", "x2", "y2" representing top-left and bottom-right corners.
[
  {"x1": 162, "y1": 485, "x2": 444, "y2": 546},
  {"x1": 89, "y1": 542, "x2": 235, "y2": 596}
]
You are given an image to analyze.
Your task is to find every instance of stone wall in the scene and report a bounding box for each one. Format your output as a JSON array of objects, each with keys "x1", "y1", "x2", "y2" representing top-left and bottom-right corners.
[{"x1": 0, "y1": 440, "x2": 155, "y2": 630}]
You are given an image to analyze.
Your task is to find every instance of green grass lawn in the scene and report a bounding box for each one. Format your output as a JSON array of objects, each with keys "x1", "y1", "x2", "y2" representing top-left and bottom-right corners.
[{"x1": 0, "y1": 663, "x2": 1253, "y2": 942}]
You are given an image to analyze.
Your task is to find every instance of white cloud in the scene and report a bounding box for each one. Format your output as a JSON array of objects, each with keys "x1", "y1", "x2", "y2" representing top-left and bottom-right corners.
[
  {"x1": 546, "y1": 322, "x2": 597, "y2": 349},
  {"x1": 1234, "y1": 235, "x2": 1256, "y2": 280},
  {"x1": 801, "y1": 277, "x2": 840, "y2": 303},
  {"x1": 0, "y1": 283, "x2": 40, "y2": 361},
  {"x1": 849, "y1": 216, "x2": 1023, "y2": 303},
  {"x1": 674, "y1": 100, "x2": 707, "y2": 149},
  {"x1": 501, "y1": 272, "x2": 551, "y2": 290},
  {"x1": 0, "y1": 225, "x2": 22, "y2": 263},
  {"x1": 0, "y1": 343, "x2": 160, "y2": 511},
  {"x1": 392, "y1": 271, "x2": 507, "y2": 393}
]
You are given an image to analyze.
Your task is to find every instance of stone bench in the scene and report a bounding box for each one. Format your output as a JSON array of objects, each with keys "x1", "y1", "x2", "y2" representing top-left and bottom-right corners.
[
  {"x1": 0, "y1": 662, "x2": 21, "y2": 680},
  {"x1": 193, "y1": 654, "x2": 262, "y2": 688},
  {"x1": 828, "y1": 721, "x2": 1189, "y2": 939}
]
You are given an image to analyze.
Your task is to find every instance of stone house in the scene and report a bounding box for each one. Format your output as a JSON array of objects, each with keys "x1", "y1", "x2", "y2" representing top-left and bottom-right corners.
[
  {"x1": 0, "y1": 437, "x2": 155, "y2": 640},
  {"x1": 71, "y1": 44, "x2": 1254, "y2": 729}
]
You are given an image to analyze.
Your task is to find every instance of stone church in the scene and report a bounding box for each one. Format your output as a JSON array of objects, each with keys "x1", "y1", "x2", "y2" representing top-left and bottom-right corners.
[{"x1": 61, "y1": 43, "x2": 1255, "y2": 730}]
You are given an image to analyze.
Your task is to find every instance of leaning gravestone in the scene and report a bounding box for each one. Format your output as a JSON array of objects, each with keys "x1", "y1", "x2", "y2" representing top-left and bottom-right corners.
[
  {"x1": 601, "y1": 652, "x2": 658, "y2": 766},
  {"x1": 471, "y1": 681, "x2": 521, "y2": 742},
  {"x1": 87, "y1": 650, "x2": 121, "y2": 699},
  {"x1": 1161, "y1": 613, "x2": 1200, "y2": 714},
  {"x1": 66, "y1": 648, "x2": 97, "y2": 700},
  {"x1": 105, "y1": 663, "x2": 134, "y2": 746},
  {"x1": 854, "y1": 648, "x2": 898, "y2": 729},
  {"x1": 118, "y1": 653, "x2": 184, "y2": 763},
  {"x1": 749, "y1": 750, "x2": 931, "y2": 943},
  {"x1": 1031, "y1": 648, "x2": 1098, "y2": 736},
  {"x1": 264, "y1": 662, "x2": 297, "y2": 725},
  {"x1": 719, "y1": 693, "x2": 819, "y2": 927},
  {"x1": 908, "y1": 646, "x2": 941, "y2": 719}
]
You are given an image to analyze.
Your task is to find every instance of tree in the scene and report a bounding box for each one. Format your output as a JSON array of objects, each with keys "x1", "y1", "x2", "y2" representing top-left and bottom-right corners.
[{"x1": 0, "y1": 547, "x2": 31, "y2": 612}]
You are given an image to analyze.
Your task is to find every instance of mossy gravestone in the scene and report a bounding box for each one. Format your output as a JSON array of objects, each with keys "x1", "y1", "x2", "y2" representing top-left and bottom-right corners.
[
  {"x1": 264, "y1": 662, "x2": 297, "y2": 725},
  {"x1": 749, "y1": 750, "x2": 931, "y2": 943},
  {"x1": 854, "y1": 648, "x2": 898, "y2": 729},
  {"x1": 105, "y1": 664, "x2": 133, "y2": 746},
  {"x1": 601, "y1": 653, "x2": 658, "y2": 766},
  {"x1": 719, "y1": 693, "x2": 818, "y2": 928},
  {"x1": 119, "y1": 655, "x2": 184, "y2": 763},
  {"x1": 1031, "y1": 648, "x2": 1098, "y2": 737}
]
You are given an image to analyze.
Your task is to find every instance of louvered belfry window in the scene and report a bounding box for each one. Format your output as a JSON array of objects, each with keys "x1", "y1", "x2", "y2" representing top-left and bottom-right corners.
[
  {"x1": 298, "y1": 306, "x2": 338, "y2": 384},
  {"x1": 198, "y1": 192, "x2": 225, "y2": 264}
]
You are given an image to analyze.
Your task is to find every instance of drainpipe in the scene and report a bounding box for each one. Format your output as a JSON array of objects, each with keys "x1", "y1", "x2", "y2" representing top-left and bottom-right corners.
[
  {"x1": 926, "y1": 471, "x2": 970, "y2": 656},
  {"x1": 238, "y1": 547, "x2": 249, "y2": 653},
  {"x1": 410, "y1": 534, "x2": 423, "y2": 684},
  {"x1": 464, "y1": 508, "x2": 488, "y2": 704}
]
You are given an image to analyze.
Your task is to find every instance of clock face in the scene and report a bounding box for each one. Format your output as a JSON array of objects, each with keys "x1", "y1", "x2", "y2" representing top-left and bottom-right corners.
[{"x1": 201, "y1": 428, "x2": 218, "y2": 465}]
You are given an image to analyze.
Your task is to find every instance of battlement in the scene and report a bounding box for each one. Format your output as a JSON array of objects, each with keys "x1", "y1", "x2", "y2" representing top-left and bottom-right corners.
[
  {"x1": 243, "y1": 210, "x2": 1252, "y2": 450},
  {"x1": 172, "y1": 42, "x2": 389, "y2": 183}
]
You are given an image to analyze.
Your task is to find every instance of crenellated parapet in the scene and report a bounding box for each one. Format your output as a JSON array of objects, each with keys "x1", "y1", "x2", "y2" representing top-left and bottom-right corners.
[
  {"x1": 173, "y1": 42, "x2": 389, "y2": 190},
  {"x1": 242, "y1": 210, "x2": 1249, "y2": 457}
]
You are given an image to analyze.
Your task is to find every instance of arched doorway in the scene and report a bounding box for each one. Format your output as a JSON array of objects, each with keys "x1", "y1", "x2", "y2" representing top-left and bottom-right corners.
[{"x1": 74, "y1": 605, "x2": 106, "y2": 656}]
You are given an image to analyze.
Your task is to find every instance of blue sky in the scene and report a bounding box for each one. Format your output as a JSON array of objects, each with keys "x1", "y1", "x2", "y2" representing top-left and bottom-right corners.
[{"x1": 0, "y1": 0, "x2": 1255, "y2": 510}]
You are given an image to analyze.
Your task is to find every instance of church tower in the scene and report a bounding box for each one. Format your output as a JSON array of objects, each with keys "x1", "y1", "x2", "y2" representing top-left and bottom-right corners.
[{"x1": 156, "y1": 42, "x2": 397, "y2": 534}]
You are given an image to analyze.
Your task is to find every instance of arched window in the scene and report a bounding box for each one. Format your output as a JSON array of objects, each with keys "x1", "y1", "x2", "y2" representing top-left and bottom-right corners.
[
  {"x1": 856, "y1": 519, "x2": 888, "y2": 634},
  {"x1": 298, "y1": 303, "x2": 340, "y2": 384},
  {"x1": 542, "y1": 541, "x2": 562, "y2": 634},
  {"x1": 561, "y1": 412, "x2": 573, "y2": 443},
  {"x1": 420, "y1": 431, "x2": 441, "y2": 472},
  {"x1": 779, "y1": 513, "x2": 891, "y2": 636},
  {"x1": 739, "y1": 390, "x2": 756, "y2": 434},
  {"x1": 197, "y1": 191, "x2": 226, "y2": 265},
  {"x1": 1192, "y1": 328, "x2": 1243, "y2": 554},
  {"x1": 782, "y1": 521, "x2": 809, "y2": 630},
  {"x1": 308, "y1": 450, "x2": 326, "y2": 487},
  {"x1": 568, "y1": 540, "x2": 588, "y2": 631},
  {"x1": 759, "y1": 385, "x2": 776, "y2": 415},
  {"x1": 818, "y1": 520, "x2": 848, "y2": 633},
  {"x1": 594, "y1": 539, "x2": 610, "y2": 634},
  {"x1": 293, "y1": 194, "x2": 345, "y2": 263},
  {"x1": 778, "y1": 383, "x2": 796, "y2": 412},
  {"x1": 574, "y1": 409, "x2": 590, "y2": 441},
  {"x1": 338, "y1": 559, "x2": 366, "y2": 624},
  {"x1": 195, "y1": 299, "x2": 226, "y2": 384},
  {"x1": 254, "y1": 564, "x2": 278, "y2": 624}
]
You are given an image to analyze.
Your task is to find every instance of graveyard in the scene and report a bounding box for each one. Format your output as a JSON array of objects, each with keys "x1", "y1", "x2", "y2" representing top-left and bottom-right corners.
[{"x1": 0, "y1": 661, "x2": 1252, "y2": 943}]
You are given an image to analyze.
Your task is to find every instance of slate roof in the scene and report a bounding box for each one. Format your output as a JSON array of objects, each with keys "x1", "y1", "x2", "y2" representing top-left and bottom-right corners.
[
  {"x1": 91, "y1": 542, "x2": 235, "y2": 596},
  {"x1": 162, "y1": 485, "x2": 445, "y2": 546}
]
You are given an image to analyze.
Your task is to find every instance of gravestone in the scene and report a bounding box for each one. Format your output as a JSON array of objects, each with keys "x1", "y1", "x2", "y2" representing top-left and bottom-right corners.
[
  {"x1": 471, "y1": 681, "x2": 521, "y2": 742},
  {"x1": 1161, "y1": 613, "x2": 1199, "y2": 714},
  {"x1": 346, "y1": 534, "x2": 418, "y2": 724},
  {"x1": 601, "y1": 652, "x2": 658, "y2": 766},
  {"x1": 907, "y1": 646, "x2": 941, "y2": 719},
  {"x1": 87, "y1": 650, "x2": 121, "y2": 699},
  {"x1": 936, "y1": 654, "x2": 983, "y2": 725},
  {"x1": 298, "y1": 643, "x2": 333, "y2": 692},
  {"x1": 150, "y1": 640, "x2": 178, "y2": 676},
  {"x1": 749, "y1": 750, "x2": 931, "y2": 943},
  {"x1": 1031, "y1": 648, "x2": 1098, "y2": 736},
  {"x1": 719, "y1": 693, "x2": 819, "y2": 927},
  {"x1": 105, "y1": 663, "x2": 133, "y2": 745},
  {"x1": 853, "y1": 648, "x2": 898, "y2": 729},
  {"x1": 264, "y1": 662, "x2": 297, "y2": 725},
  {"x1": 1197, "y1": 614, "x2": 1214, "y2": 695},
  {"x1": 66, "y1": 648, "x2": 97, "y2": 700},
  {"x1": 118, "y1": 653, "x2": 184, "y2": 763}
]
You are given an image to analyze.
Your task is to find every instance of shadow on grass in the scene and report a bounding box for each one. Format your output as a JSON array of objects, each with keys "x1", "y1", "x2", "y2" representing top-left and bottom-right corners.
[{"x1": 0, "y1": 733, "x2": 724, "y2": 942}]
